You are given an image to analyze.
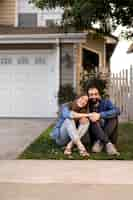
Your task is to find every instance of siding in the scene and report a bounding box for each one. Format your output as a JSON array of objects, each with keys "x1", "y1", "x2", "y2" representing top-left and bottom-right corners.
[{"x1": 0, "y1": 0, "x2": 16, "y2": 26}]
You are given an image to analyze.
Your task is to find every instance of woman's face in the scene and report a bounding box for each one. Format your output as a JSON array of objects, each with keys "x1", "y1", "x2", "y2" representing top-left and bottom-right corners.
[{"x1": 76, "y1": 95, "x2": 89, "y2": 108}]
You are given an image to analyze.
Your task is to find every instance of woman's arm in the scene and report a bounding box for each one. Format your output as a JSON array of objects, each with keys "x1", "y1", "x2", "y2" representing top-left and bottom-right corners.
[
  {"x1": 71, "y1": 111, "x2": 90, "y2": 119},
  {"x1": 61, "y1": 105, "x2": 89, "y2": 119}
]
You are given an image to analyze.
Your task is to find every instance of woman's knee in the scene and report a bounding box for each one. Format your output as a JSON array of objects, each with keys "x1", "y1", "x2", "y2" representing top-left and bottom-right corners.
[
  {"x1": 79, "y1": 117, "x2": 89, "y2": 125},
  {"x1": 64, "y1": 118, "x2": 73, "y2": 124}
]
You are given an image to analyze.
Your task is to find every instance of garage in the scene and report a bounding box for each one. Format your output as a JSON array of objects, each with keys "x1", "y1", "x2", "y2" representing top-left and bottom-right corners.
[
  {"x1": 0, "y1": 28, "x2": 87, "y2": 118},
  {"x1": 0, "y1": 50, "x2": 59, "y2": 118}
]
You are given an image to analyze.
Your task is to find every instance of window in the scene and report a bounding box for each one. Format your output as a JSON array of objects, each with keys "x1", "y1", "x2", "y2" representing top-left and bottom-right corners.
[
  {"x1": 0, "y1": 57, "x2": 12, "y2": 65},
  {"x1": 34, "y1": 56, "x2": 46, "y2": 65},
  {"x1": 17, "y1": 56, "x2": 29, "y2": 64},
  {"x1": 46, "y1": 19, "x2": 56, "y2": 27},
  {"x1": 18, "y1": 13, "x2": 37, "y2": 27},
  {"x1": 82, "y1": 48, "x2": 99, "y2": 71}
]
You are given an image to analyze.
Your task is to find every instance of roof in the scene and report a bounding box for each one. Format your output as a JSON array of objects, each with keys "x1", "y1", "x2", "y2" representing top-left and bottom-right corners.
[
  {"x1": 0, "y1": 25, "x2": 87, "y2": 44},
  {"x1": 87, "y1": 27, "x2": 118, "y2": 44},
  {"x1": 0, "y1": 25, "x2": 81, "y2": 35},
  {"x1": 0, "y1": 25, "x2": 118, "y2": 45}
]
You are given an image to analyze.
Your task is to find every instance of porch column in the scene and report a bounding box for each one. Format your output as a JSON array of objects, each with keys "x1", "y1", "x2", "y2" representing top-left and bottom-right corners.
[
  {"x1": 55, "y1": 38, "x2": 60, "y2": 103},
  {"x1": 74, "y1": 43, "x2": 82, "y2": 94},
  {"x1": 73, "y1": 44, "x2": 78, "y2": 90}
]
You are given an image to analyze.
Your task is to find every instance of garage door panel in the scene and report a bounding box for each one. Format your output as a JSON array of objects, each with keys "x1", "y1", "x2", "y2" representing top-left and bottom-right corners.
[
  {"x1": 0, "y1": 88, "x2": 12, "y2": 115},
  {"x1": 0, "y1": 51, "x2": 58, "y2": 117},
  {"x1": 14, "y1": 73, "x2": 30, "y2": 82},
  {"x1": 13, "y1": 97, "x2": 49, "y2": 117}
]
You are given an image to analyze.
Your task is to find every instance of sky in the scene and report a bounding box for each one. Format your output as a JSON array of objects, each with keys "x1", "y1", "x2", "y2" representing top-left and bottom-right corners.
[
  {"x1": 110, "y1": 26, "x2": 133, "y2": 73},
  {"x1": 111, "y1": 40, "x2": 133, "y2": 73}
]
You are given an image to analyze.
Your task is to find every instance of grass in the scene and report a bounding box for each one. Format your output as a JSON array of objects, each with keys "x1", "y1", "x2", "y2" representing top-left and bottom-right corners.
[{"x1": 19, "y1": 122, "x2": 133, "y2": 160}]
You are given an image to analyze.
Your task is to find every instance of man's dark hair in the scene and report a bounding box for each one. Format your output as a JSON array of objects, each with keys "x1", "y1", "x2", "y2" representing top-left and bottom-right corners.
[
  {"x1": 87, "y1": 85, "x2": 100, "y2": 94},
  {"x1": 86, "y1": 78, "x2": 107, "y2": 97}
]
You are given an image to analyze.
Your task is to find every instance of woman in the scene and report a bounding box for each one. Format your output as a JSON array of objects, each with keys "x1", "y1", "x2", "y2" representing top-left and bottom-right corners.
[{"x1": 50, "y1": 94, "x2": 90, "y2": 157}]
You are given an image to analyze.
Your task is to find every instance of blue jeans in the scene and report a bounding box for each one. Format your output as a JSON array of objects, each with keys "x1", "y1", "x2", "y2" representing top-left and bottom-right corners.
[{"x1": 56, "y1": 119, "x2": 89, "y2": 146}]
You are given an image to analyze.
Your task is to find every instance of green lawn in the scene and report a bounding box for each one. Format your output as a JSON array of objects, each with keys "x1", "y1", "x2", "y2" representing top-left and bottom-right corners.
[{"x1": 19, "y1": 122, "x2": 133, "y2": 160}]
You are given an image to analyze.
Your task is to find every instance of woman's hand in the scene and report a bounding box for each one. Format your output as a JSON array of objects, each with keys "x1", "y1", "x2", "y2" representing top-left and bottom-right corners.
[{"x1": 89, "y1": 112, "x2": 100, "y2": 122}]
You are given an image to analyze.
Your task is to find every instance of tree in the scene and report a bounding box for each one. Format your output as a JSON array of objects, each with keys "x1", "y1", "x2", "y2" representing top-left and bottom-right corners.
[{"x1": 30, "y1": 0, "x2": 133, "y2": 34}]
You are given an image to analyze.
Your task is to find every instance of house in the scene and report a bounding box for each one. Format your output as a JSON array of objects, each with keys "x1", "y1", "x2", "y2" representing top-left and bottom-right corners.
[
  {"x1": 0, "y1": 0, "x2": 118, "y2": 118},
  {"x1": 0, "y1": 0, "x2": 63, "y2": 27}
]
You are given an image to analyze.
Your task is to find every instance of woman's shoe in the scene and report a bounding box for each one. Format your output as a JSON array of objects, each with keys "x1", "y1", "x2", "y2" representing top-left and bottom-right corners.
[
  {"x1": 79, "y1": 148, "x2": 90, "y2": 157},
  {"x1": 64, "y1": 147, "x2": 72, "y2": 156}
]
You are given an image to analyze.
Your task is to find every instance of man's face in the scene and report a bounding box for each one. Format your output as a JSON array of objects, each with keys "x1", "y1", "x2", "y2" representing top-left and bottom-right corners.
[{"x1": 88, "y1": 88, "x2": 100, "y2": 104}]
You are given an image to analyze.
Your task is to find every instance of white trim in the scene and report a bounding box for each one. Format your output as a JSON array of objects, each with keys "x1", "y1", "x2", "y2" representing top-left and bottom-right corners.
[
  {"x1": 0, "y1": 33, "x2": 87, "y2": 39},
  {"x1": 105, "y1": 36, "x2": 117, "y2": 44},
  {"x1": 82, "y1": 44, "x2": 101, "y2": 57},
  {"x1": 0, "y1": 33, "x2": 87, "y2": 44},
  {"x1": 15, "y1": 0, "x2": 18, "y2": 27},
  {"x1": 0, "y1": 49, "x2": 55, "y2": 54},
  {"x1": 0, "y1": 38, "x2": 85, "y2": 44}
]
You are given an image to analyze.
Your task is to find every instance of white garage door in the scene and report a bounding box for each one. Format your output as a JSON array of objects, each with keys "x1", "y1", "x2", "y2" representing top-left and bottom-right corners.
[{"x1": 0, "y1": 50, "x2": 59, "y2": 118}]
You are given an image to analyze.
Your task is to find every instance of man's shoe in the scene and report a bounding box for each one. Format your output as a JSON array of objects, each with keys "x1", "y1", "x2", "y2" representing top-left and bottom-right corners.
[
  {"x1": 92, "y1": 140, "x2": 103, "y2": 153},
  {"x1": 106, "y1": 142, "x2": 120, "y2": 156}
]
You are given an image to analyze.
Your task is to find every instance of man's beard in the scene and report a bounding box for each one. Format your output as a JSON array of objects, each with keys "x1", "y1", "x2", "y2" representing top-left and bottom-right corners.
[{"x1": 89, "y1": 98, "x2": 99, "y2": 104}]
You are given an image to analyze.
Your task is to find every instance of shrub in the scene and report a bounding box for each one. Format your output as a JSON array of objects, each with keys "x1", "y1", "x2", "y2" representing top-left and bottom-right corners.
[{"x1": 58, "y1": 84, "x2": 77, "y2": 105}]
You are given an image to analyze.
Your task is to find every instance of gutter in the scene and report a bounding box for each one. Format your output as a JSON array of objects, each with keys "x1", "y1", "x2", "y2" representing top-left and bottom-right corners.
[{"x1": 0, "y1": 33, "x2": 87, "y2": 44}]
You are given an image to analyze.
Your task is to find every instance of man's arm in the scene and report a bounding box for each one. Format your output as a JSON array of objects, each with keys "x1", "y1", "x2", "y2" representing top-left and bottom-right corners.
[
  {"x1": 100, "y1": 100, "x2": 120, "y2": 119},
  {"x1": 88, "y1": 100, "x2": 120, "y2": 122}
]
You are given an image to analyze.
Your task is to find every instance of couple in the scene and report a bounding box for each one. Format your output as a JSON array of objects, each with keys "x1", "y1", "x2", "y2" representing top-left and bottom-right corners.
[{"x1": 51, "y1": 86, "x2": 120, "y2": 157}]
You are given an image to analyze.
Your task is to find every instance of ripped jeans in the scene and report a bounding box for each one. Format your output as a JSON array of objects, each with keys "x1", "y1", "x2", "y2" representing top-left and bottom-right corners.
[{"x1": 56, "y1": 118, "x2": 89, "y2": 146}]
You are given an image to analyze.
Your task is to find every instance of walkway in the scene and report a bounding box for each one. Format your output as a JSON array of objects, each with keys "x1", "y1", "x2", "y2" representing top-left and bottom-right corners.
[{"x1": 0, "y1": 160, "x2": 133, "y2": 200}]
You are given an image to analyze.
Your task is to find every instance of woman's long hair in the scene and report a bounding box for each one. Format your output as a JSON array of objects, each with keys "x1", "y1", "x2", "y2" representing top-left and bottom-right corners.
[{"x1": 68, "y1": 94, "x2": 89, "y2": 113}]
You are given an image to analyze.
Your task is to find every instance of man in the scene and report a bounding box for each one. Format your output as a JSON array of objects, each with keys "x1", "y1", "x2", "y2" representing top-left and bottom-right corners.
[{"x1": 87, "y1": 86, "x2": 120, "y2": 156}]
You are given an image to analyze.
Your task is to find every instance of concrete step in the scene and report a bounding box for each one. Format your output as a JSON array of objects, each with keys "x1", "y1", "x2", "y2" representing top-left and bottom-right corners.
[
  {"x1": 0, "y1": 160, "x2": 133, "y2": 184},
  {"x1": 1, "y1": 183, "x2": 133, "y2": 200}
]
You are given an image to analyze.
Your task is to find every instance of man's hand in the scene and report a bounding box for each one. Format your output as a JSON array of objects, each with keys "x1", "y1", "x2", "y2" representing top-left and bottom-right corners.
[
  {"x1": 89, "y1": 112, "x2": 100, "y2": 122},
  {"x1": 79, "y1": 117, "x2": 89, "y2": 124}
]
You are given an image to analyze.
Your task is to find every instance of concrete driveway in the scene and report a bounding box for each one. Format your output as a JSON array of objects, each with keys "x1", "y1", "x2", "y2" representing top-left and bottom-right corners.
[{"x1": 0, "y1": 119, "x2": 53, "y2": 159}]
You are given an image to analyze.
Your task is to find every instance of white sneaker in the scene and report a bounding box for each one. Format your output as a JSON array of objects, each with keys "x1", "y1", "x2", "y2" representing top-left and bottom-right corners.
[
  {"x1": 106, "y1": 142, "x2": 120, "y2": 156},
  {"x1": 92, "y1": 140, "x2": 103, "y2": 153}
]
